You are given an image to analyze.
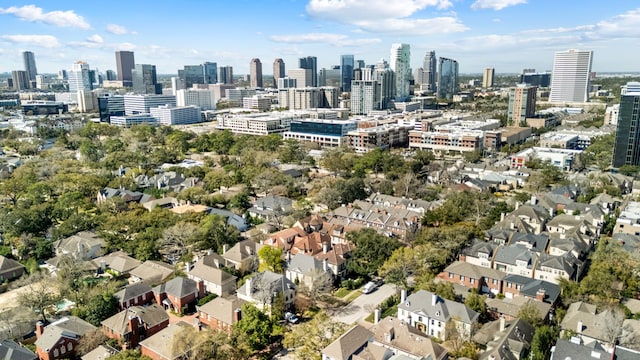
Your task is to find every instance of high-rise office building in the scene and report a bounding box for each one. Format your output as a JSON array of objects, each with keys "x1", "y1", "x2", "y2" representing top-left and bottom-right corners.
[
  {"x1": 613, "y1": 82, "x2": 640, "y2": 168},
  {"x1": 22, "y1": 51, "x2": 37, "y2": 82},
  {"x1": 58, "y1": 70, "x2": 67, "y2": 80},
  {"x1": 549, "y1": 49, "x2": 593, "y2": 103},
  {"x1": 340, "y1": 55, "x2": 354, "y2": 92},
  {"x1": 68, "y1": 61, "x2": 93, "y2": 92},
  {"x1": 520, "y1": 70, "x2": 552, "y2": 87},
  {"x1": 299, "y1": 56, "x2": 317, "y2": 87},
  {"x1": 351, "y1": 80, "x2": 377, "y2": 115},
  {"x1": 437, "y1": 57, "x2": 459, "y2": 100},
  {"x1": 11, "y1": 70, "x2": 29, "y2": 91},
  {"x1": 132, "y1": 64, "x2": 162, "y2": 94},
  {"x1": 288, "y1": 68, "x2": 313, "y2": 88},
  {"x1": 356, "y1": 60, "x2": 365, "y2": 69},
  {"x1": 250, "y1": 58, "x2": 263, "y2": 88},
  {"x1": 115, "y1": 51, "x2": 135, "y2": 84},
  {"x1": 176, "y1": 88, "x2": 216, "y2": 110},
  {"x1": 423, "y1": 50, "x2": 437, "y2": 92},
  {"x1": 105, "y1": 70, "x2": 117, "y2": 81},
  {"x1": 413, "y1": 68, "x2": 424, "y2": 87},
  {"x1": 217, "y1": 66, "x2": 233, "y2": 85},
  {"x1": 273, "y1": 59, "x2": 285, "y2": 89},
  {"x1": 182, "y1": 65, "x2": 205, "y2": 89},
  {"x1": 319, "y1": 67, "x2": 341, "y2": 87},
  {"x1": 390, "y1": 43, "x2": 411, "y2": 100},
  {"x1": 508, "y1": 85, "x2": 537, "y2": 126},
  {"x1": 483, "y1": 68, "x2": 495, "y2": 88},
  {"x1": 203, "y1": 62, "x2": 217, "y2": 84}
]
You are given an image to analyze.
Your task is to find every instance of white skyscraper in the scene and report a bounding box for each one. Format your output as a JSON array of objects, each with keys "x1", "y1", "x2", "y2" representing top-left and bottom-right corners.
[
  {"x1": 68, "y1": 61, "x2": 92, "y2": 92},
  {"x1": 390, "y1": 43, "x2": 411, "y2": 101},
  {"x1": 549, "y1": 49, "x2": 593, "y2": 103}
]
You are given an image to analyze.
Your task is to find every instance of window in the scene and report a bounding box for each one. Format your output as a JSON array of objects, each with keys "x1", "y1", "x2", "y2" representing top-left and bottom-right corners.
[
  {"x1": 61, "y1": 346, "x2": 66, "y2": 354},
  {"x1": 431, "y1": 319, "x2": 435, "y2": 325},
  {"x1": 68, "y1": 343, "x2": 72, "y2": 351},
  {"x1": 470, "y1": 278, "x2": 475, "y2": 284},
  {"x1": 449, "y1": 272, "x2": 454, "y2": 279},
  {"x1": 54, "y1": 349, "x2": 59, "y2": 357},
  {"x1": 460, "y1": 275, "x2": 465, "y2": 281}
]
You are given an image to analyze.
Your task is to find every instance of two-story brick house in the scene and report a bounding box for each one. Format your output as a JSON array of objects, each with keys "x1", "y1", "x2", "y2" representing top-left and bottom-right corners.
[
  {"x1": 152, "y1": 277, "x2": 201, "y2": 314},
  {"x1": 101, "y1": 304, "x2": 169, "y2": 349},
  {"x1": 437, "y1": 261, "x2": 506, "y2": 296},
  {"x1": 113, "y1": 282, "x2": 154, "y2": 310},
  {"x1": 35, "y1": 317, "x2": 96, "y2": 360},
  {"x1": 493, "y1": 244, "x2": 538, "y2": 278},
  {"x1": 197, "y1": 296, "x2": 246, "y2": 332}
]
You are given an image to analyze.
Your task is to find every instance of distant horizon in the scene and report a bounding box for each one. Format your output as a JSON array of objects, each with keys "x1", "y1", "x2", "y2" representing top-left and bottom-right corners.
[{"x1": 1, "y1": 1, "x2": 640, "y2": 75}]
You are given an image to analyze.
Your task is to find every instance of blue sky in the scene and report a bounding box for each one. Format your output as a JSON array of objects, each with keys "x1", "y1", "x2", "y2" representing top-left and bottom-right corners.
[{"x1": 1, "y1": 1, "x2": 640, "y2": 75}]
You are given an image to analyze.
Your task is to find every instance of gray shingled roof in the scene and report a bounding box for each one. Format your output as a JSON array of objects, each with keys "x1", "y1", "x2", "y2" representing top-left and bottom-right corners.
[
  {"x1": 101, "y1": 304, "x2": 168, "y2": 336},
  {"x1": 322, "y1": 325, "x2": 373, "y2": 360},
  {"x1": 494, "y1": 244, "x2": 536, "y2": 267},
  {"x1": 139, "y1": 321, "x2": 191, "y2": 359},
  {"x1": 188, "y1": 258, "x2": 236, "y2": 285},
  {"x1": 153, "y1": 277, "x2": 198, "y2": 298},
  {"x1": 35, "y1": 316, "x2": 96, "y2": 351},
  {"x1": 0, "y1": 255, "x2": 24, "y2": 274},
  {"x1": 398, "y1": 290, "x2": 479, "y2": 325},
  {"x1": 197, "y1": 296, "x2": 246, "y2": 326},
  {"x1": 0, "y1": 340, "x2": 36, "y2": 360},
  {"x1": 114, "y1": 282, "x2": 153, "y2": 304},
  {"x1": 287, "y1": 253, "x2": 324, "y2": 275},
  {"x1": 503, "y1": 275, "x2": 560, "y2": 303}
]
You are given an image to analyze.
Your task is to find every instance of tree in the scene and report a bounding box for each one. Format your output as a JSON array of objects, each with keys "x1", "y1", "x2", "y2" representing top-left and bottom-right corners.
[
  {"x1": 517, "y1": 302, "x2": 543, "y2": 327},
  {"x1": 232, "y1": 304, "x2": 279, "y2": 351},
  {"x1": 108, "y1": 350, "x2": 152, "y2": 360},
  {"x1": 279, "y1": 139, "x2": 305, "y2": 164},
  {"x1": 258, "y1": 246, "x2": 284, "y2": 273},
  {"x1": 83, "y1": 292, "x2": 119, "y2": 326},
  {"x1": 464, "y1": 292, "x2": 487, "y2": 321},
  {"x1": 18, "y1": 277, "x2": 60, "y2": 323},
  {"x1": 158, "y1": 222, "x2": 198, "y2": 264},
  {"x1": 303, "y1": 269, "x2": 334, "y2": 304},
  {"x1": 530, "y1": 325, "x2": 558, "y2": 360},
  {"x1": 597, "y1": 307, "x2": 637, "y2": 347},
  {"x1": 283, "y1": 311, "x2": 347, "y2": 360},
  {"x1": 379, "y1": 247, "x2": 418, "y2": 289},
  {"x1": 346, "y1": 229, "x2": 401, "y2": 277},
  {"x1": 76, "y1": 329, "x2": 108, "y2": 356}
]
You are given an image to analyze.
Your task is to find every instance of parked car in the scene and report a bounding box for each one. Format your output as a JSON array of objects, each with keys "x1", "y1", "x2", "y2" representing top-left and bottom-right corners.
[
  {"x1": 363, "y1": 281, "x2": 378, "y2": 294},
  {"x1": 284, "y1": 312, "x2": 299, "y2": 324}
]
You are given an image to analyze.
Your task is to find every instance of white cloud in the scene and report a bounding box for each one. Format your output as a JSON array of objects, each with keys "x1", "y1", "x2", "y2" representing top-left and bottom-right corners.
[
  {"x1": 355, "y1": 17, "x2": 468, "y2": 35},
  {"x1": 0, "y1": 5, "x2": 90, "y2": 29},
  {"x1": 471, "y1": 0, "x2": 527, "y2": 11},
  {"x1": 306, "y1": 0, "x2": 452, "y2": 22},
  {"x1": 87, "y1": 34, "x2": 104, "y2": 43},
  {"x1": 1, "y1": 34, "x2": 60, "y2": 48},
  {"x1": 106, "y1": 24, "x2": 135, "y2": 35},
  {"x1": 269, "y1": 32, "x2": 380, "y2": 47}
]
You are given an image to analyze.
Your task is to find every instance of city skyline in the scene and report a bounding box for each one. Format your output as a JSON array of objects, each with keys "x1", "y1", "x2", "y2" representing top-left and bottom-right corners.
[{"x1": 1, "y1": 1, "x2": 640, "y2": 75}]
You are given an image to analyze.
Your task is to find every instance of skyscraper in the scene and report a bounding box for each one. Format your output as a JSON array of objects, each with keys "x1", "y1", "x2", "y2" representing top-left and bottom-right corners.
[
  {"x1": 68, "y1": 61, "x2": 93, "y2": 92},
  {"x1": 356, "y1": 60, "x2": 365, "y2": 69},
  {"x1": 273, "y1": 59, "x2": 285, "y2": 88},
  {"x1": 105, "y1": 70, "x2": 117, "y2": 81},
  {"x1": 423, "y1": 51, "x2": 437, "y2": 92},
  {"x1": 508, "y1": 85, "x2": 537, "y2": 125},
  {"x1": 288, "y1": 69, "x2": 313, "y2": 88},
  {"x1": 182, "y1": 65, "x2": 205, "y2": 89},
  {"x1": 22, "y1": 51, "x2": 37, "y2": 82},
  {"x1": 132, "y1": 64, "x2": 162, "y2": 94},
  {"x1": 340, "y1": 55, "x2": 354, "y2": 92},
  {"x1": 613, "y1": 82, "x2": 640, "y2": 168},
  {"x1": 549, "y1": 49, "x2": 593, "y2": 103},
  {"x1": 203, "y1": 62, "x2": 217, "y2": 84},
  {"x1": 217, "y1": 66, "x2": 233, "y2": 85},
  {"x1": 115, "y1": 51, "x2": 135, "y2": 84},
  {"x1": 11, "y1": 70, "x2": 29, "y2": 91},
  {"x1": 390, "y1": 43, "x2": 411, "y2": 100},
  {"x1": 437, "y1": 57, "x2": 459, "y2": 100},
  {"x1": 483, "y1": 68, "x2": 495, "y2": 88},
  {"x1": 250, "y1": 58, "x2": 263, "y2": 88},
  {"x1": 299, "y1": 56, "x2": 317, "y2": 87}
]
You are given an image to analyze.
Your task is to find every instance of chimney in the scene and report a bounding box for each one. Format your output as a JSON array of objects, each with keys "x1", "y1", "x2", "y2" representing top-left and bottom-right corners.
[
  {"x1": 128, "y1": 315, "x2": 140, "y2": 347},
  {"x1": 531, "y1": 195, "x2": 537, "y2": 205},
  {"x1": 35, "y1": 321, "x2": 45, "y2": 338},
  {"x1": 323, "y1": 242, "x2": 330, "y2": 254},
  {"x1": 287, "y1": 251, "x2": 291, "y2": 263},
  {"x1": 515, "y1": 201, "x2": 520, "y2": 210},
  {"x1": 196, "y1": 280, "x2": 205, "y2": 299},
  {"x1": 400, "y1": 289, "x2": 407, "y2": 303},
  {"x1": 246, "y1": 278, "x2": 252, "y2": 294},
  {"x1": 233, "y1": 308, "x2": 242, "y2": 323},
  {"x1": 500, "y1": 212, "x2": 505, "y2": 222},
  {"x1": 222, "y1": 244, "x2": 229, "y2": 254},
  {"x1": 323, "y1": 258, "x2": 329, "y2": 273},
  {"x1": 184, "y1": 262, "x2": 191, "y2": 273},
  {"x1": 374, "y1": 308, "x2": 381, "y2": 324},
  {"x1": 499, "y1": 316, "x2": 506, "y2": 332},
  {"x1": 549, "y1": 207, "x2": 554, "y2": 217},
  {"x1": 577, "y1": 320, "x2": 583, "y2": 333},
  {"x1": 431, "y1": 294, "x2": 438, "y2": 307},
  {"x1": 536, "y1": 288, "x2": 546, "y2": 302}
]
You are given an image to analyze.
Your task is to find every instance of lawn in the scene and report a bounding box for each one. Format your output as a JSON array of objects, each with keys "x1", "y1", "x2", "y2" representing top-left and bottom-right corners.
[
  {"x1": 343, "y1": 290, "x2": 362, "y2": 303},
  {"x1": 334, "y1": 288, "x2": 351, "y2": 298}
]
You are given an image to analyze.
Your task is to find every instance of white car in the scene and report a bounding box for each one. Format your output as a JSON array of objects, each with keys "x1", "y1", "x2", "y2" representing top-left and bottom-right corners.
[{"x1": 362, "y1": 281, "x2": 377, "y2": 294}]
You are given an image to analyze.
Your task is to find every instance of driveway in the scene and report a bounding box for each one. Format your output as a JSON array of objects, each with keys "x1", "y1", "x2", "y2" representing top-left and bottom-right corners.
[{"x1": 328, "y1": 284, "x2": 396, "y2": 325}]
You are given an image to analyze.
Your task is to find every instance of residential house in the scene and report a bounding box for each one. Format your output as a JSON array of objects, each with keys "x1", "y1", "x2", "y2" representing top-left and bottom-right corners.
[
  {"x1": 92, "y1": 251, "x2": 142, "y2": 276},
  {"x1": 369, "y1": 316, "x2": 448, "y2": 360},
  {"x1": 101, "y1": 304, "x2": 169, "y2": 350},
  {"x1": 285, "y1": 253, "x2": 332, "y2": 290},
  {"x1": 328, "y1": 200, "x2": 421, "y2": 238},
  {"x1": 142, "y1": 197, "x2": 179, "y2": 212},
  {"x1": 113, "y1": 282, "x2": 154, "y2": 310},
  {"x1": 508, "y1": 203, "x2": 552, "y2": 234},
  {"x1": 136, "y1": 171, "x2": 198, "y2": 193},
  {"x1": 502, "y1": 274, "x2": 560, "y2": 305},
  {"x1": 397, "y1": 290, "x2": 479, "y2": 341},
  {"x1": 35, "y1": 317, "x2": 96, "y2": 360},
  {"x1": 550, "y1": 339, "x2": 640, "y2": 360},
  {"x1": 491, "y1": 214, "x2": 537, "y2": 235},
  {"x1": 485, "y1": 296, "x2": 551, "y2": 322},
  {"x1": 365, "y1": 193, "x2": 436, "y2": 215},
  {"x1": 613, "y1": 233, "x2": 640, "y2": 258},
  {"x1": 97, "y1": 187, "x2": 153, "y2": 204},
  {"x1": 587, "y1": 171, "x2": 633, "y2": 194},
  {"x1": 590, "y1": 192, "x2": 622, "y2": 214},
  {"x1": 247, "y1": 195, "x2": 294, "y2": 224},
  {"x1": 493, "y1": 244, "x2": 538, "y2": 278},
  {"x1": 321, "y1": 325, "x2": 373, "y2": 360},
  {"x1": 459, "y1": 239, "x2": 498, "y2": 268},
  {"x1": 197, "y1": 295, "x2": 246, "y2": 333},
  {"x1": 128, "y1": 261, "x2": 174, "y2": 286},
  {"x1": 264, "y1": 226, "x2": 330, "y2": 256},
  {"x1": 473, "y1": 317, "x2": 535, "y2": 360},
  {"x1": 0, "y1": 255, "x2": 25, "y2": 282},
  {"x1": 314, "y1": 242, "x2": 353, "y2": 278},
  {"x1": 546, "y1": 214, "x2": 599, "y2": 240},
  {"x1": 237, "y1": 271, "x2": 296, "y2": 312},
  {"x1": 294, "y1": 214, "x2": 347, "y2": 244},
  {"x1": 153, "y1": 276, "x2": 201, "y2": 314},
  {"x1": 484, "y1": 228, "x2": 516, "y2": 246},
  {"x1": 437, "y1": 261, "x2": 505, "y2": 296},
  {"x1": 535, "y1": 252, "x2": 584, "y2": 284},
  {"x1": 207, "y1": 208, "x2": 249, "y2": 232},
  {"x1": 53, "y1": 231, "x2": 105, "y2": 260},
  {"x1": 222, "y1": 239, "x2": 263, "y2": 273},
  {"x1": 547, "y1": 233, "x2": 590, "y2": 259},
  {"x1": 140, "y1": 321, "x2": 192, "y2": 360},
  {"x1": 0, "y1": 340, "x2": 36, "y2": 360},
  {"x1": 614, "y1": 201, "x2": 640, "y2": 236},
  {"x1": 186, "y1": 255, "x2": 237, "y2": 296},
  {"x1": 80, "y1": 345, "x2": 119, "y2": 360},
  {"x1": 509, "y1": 232, "x2": 549, "y2": 254}
]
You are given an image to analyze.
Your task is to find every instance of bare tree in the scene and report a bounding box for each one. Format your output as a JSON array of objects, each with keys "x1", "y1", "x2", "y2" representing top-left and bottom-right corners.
[
  {"x1": 302, "y1": 269, "x2": 333, "y2": 305},
  {"x1": 18, "y1": 276, "x2": 61, "y2": 323},
  {"x1": 597, "y1": 307, "x2": 638, "y2": 347},
  {"x1": 158, "y1": 222, "x2": 198, "y2": 264}
]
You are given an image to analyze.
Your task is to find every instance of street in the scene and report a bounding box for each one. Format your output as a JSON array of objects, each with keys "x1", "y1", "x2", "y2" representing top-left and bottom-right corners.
[{"x1": 328, "y1": 284, "x2": 397, "y2": 325}]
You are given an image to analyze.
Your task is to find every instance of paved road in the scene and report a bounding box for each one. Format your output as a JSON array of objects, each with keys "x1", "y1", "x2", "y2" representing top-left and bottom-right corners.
[{"x1": 329, "y1": 284, "x2": 396, "y2": 325}]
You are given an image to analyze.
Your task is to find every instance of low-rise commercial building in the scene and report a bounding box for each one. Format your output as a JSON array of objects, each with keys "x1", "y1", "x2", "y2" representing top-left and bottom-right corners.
[
  {"x1": 150, "y1": 105, "x2": 202, "y2": 125},
  {"x1": 283, "y1": 118, "x2": 356, "y2": 148},
  {"x1": 347, "y1": 123, "x2": 414, "y2": 153},
  {"x1": 216, "y1": 113, "x2": 292, "y2": 135}
]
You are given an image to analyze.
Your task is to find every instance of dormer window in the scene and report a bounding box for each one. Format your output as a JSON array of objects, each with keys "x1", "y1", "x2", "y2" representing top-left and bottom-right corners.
[{"x1": 435, "y1": 311, "x2": 440, "y2": 317}]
